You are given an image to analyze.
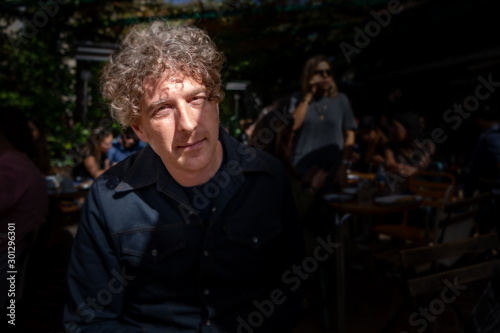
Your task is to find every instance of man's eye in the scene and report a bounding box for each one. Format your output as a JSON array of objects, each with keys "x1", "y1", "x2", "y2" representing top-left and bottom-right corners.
[
  {"x1": 155, "y1": 105, "x2": 170, "y2": 112},
  {"x1": 191, "y1": 96, "x2": 206, "y2": 104},
  {"x1": 152, "y1": 104, "x2": 173, "y2": 117}
]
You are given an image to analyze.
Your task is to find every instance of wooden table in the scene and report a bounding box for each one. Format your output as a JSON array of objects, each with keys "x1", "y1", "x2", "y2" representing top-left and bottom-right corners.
[{"x1": 326, "y1": 195, "x2": 422, "y2": 333}]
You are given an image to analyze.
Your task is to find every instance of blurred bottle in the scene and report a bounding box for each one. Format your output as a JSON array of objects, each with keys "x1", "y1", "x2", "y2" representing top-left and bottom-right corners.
[{"x1": 376, "y1": 162, "x2": 386, "y2": 194}]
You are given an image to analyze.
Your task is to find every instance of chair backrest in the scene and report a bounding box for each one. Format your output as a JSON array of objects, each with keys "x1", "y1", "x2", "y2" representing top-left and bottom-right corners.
[
  {"x1": 400, "y1": 232, "x2": 500, "y2": 298},
  {"x1": 408, "y1": 171, "x2": 456, "y2": 209},
  {"x1": 435, "y1": 192, "x2": 492, "y2": 243}
]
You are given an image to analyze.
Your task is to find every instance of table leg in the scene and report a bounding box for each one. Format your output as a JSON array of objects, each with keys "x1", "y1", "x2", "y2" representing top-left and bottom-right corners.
[{"x1": 335, "y1": 212, "x2": 350, "y2": 333}]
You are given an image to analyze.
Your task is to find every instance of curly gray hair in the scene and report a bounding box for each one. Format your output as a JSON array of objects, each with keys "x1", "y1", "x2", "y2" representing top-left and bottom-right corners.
[{"x1": 101, "y1": 21, "x2": 226, "y2": 128}]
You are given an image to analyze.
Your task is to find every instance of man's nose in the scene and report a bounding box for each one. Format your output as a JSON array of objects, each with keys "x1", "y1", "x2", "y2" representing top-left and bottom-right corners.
[{"x1": 176, "y1": 102, "x2": 198, "y2": 132}]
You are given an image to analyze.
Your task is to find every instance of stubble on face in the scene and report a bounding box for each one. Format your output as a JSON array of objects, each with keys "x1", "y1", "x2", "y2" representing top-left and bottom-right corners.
[{"x1": 135, "y1": 71, "x2": 223, "y2": 186}]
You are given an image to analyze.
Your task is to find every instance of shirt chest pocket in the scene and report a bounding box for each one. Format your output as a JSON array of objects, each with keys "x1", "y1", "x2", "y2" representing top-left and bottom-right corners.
[
  {"x1": 224, "y1": 214, "x2": 283, "y2": 250},
  {"x1": 119, "y1": 224, "x2": 186, "y2": 265}
]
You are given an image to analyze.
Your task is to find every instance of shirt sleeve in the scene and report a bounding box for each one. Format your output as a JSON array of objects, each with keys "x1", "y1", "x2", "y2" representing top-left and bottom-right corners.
[{"x1": 63, "y1": 184, "x2": 140, "y2": 332}]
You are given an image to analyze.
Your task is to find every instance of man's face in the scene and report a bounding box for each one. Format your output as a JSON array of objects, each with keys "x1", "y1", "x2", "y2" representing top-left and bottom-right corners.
[
  {"x1": 121, "y1": 135, "x2": 136, "y2": 149},
  {"x1": 132, "y1": 72, "x2": 221, "y2": 185}
]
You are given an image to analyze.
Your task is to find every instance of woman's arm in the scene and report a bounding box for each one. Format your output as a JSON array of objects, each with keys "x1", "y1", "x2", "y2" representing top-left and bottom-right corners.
[
  {"x1": 384, "y1": 147, "x2": 419, "y2": 176},
  {"x1": 292, "y1": 92, "x2": 313, "y2": 131},
  {"x1": 83, "y1": 156, "x2": 106, "y2": 179}
]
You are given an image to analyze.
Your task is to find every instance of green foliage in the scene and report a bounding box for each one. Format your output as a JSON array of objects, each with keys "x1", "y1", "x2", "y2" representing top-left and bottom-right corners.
[
  {"x1": 0, "y1": 0, "x2": 412, "y2": 167},
  {"x1": 0, "y1": 0, "x2": 120, "y2": 168}
]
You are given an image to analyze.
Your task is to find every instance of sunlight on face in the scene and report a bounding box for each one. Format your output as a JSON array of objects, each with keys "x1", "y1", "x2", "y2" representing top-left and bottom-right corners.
[{"x1": 133, "y1": 73, "x2": 222, "y2": 186}]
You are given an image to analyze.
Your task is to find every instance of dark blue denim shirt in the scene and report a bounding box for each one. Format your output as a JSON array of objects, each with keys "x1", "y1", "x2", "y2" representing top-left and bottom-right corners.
[{"x1": 64, "y1": 127, "x2": 306, "y2": 333}]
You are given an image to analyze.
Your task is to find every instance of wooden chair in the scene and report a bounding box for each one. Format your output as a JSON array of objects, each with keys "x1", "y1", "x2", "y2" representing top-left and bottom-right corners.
[
  {"x1": 402, "y1": 232, "x2": 499, "y2": 329},
  {"x1": 378, "y1": 232, "x2": 500, "y2": 333},
  {"x1": 435, "y1": 191, "x2": 492, "y2": 242},
  {"x1": 408, "y1": 171, "x2": 456, "y2": 209},
  {"x1": 401, "y1": 232, "x2": 500, "y2": 297},
  {"x1": 372, "y1": 171, "x2": 456, "y2": 246},
  {"x1": 376, "y1": 191, "x2": 495, "y2": 332}
]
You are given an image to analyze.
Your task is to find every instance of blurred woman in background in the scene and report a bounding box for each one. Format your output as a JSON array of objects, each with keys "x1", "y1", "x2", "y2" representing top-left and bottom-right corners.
[
  {"x1": 290, "y1": 54, "x2": 357, "y2": 191},
  {"x1": 384, "y1": 110, "x2": 432, "y2": 177},
  {"x1": 72, "y1": 127, "x2": 113, "y2": 180}
]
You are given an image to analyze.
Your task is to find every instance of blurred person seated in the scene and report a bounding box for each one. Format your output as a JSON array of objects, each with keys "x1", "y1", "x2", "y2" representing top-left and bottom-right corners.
[
  {"x1": 465, "y1": 103, "x2": 500, "y2": 197},
  {"x1": 377, "y1": 86, "x2": 406, "y2": 137},
  {"x1": 72, "y1": 127, "x2": 113, "y2": 180},
  {"x1": 0, "y1": 107, "x2": 48, "y2": 306},
  {"x1": 107, "y1": 126, "x2": 146, "y2": 166},
  {"x1": 352, "y1": 116, "x2": 388, "y2": 173},
  {"x1": 464, "y1": 103, "x2": 500, "y2": 234},
  {"x1": 384, "y1": 110, "x2": 433, "y2": 178}
]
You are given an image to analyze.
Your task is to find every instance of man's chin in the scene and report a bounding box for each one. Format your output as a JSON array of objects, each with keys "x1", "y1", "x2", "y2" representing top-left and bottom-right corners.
[{"x1": 179, "y1": 157, "x2": 210, "y2": 173}]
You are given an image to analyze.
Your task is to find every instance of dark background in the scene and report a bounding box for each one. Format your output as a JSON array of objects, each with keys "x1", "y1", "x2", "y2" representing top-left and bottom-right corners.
[{"x1": 1, "y1": 0, "x2": 499, "y2": 167}]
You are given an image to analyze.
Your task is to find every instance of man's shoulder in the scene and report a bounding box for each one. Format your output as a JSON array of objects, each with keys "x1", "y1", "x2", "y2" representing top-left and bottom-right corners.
[
  {"x1": 93, "y1": 145, "x2": 156, "y2": 192},
  {"x1": 222, "y1": 130, "x2": 285, "y2": 175}
]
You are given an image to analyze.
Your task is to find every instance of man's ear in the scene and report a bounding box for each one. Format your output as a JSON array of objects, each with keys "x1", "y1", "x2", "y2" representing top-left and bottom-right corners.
[{"x1": 131, "y1": 124, "x2": 147, "y2": 143}]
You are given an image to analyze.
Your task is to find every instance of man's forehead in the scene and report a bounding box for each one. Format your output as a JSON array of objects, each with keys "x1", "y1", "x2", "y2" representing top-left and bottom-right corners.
[
  {"x1": 144, "y1": 69, "x2": 204, "y2": 88},
  {"x1": 143, "y1": 72, "x2": 204, "y2": 98}
]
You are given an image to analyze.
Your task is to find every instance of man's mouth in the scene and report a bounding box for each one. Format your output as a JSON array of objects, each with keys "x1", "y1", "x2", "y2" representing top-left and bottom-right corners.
[{"x1": 178, "y1": 138, "x2": 205, "y2": 149}]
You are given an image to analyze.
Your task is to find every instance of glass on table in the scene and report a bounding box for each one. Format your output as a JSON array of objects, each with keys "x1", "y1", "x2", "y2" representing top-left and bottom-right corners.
[{"x1": 357, "y1": 178, "x2": 373, "y2": 204}]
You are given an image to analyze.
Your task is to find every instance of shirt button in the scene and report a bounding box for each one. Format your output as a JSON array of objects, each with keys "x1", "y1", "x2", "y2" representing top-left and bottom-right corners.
[
  {"x1": 151, "y1": 249, "x2": 158, "y2": 256},
  {"x1": 203, "y1": 250, "x2": 209, "y2": 256},
  {"x1": 203, "y1": 289, "x2": 210, "y2": 295},
  {"x1": 252, "y1": 237, "x2": 259, "y2": 243},
  {"x1": 211, "y1": 207, "x2": 216, "y2": 213},
  {"x1": 205, "y1": 320, "x2": 211, "y2": 326}
]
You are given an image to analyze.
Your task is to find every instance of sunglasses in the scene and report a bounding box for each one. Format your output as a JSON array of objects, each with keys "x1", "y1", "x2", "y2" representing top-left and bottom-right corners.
[{"x1": 313, "y1": 69, "x2": 332, "y2": 77}]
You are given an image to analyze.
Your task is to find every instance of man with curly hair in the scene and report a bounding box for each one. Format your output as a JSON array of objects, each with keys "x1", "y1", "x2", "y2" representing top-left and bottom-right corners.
[{"x1": 63, "y1": 22, "x2": 307, "y2": 333}]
